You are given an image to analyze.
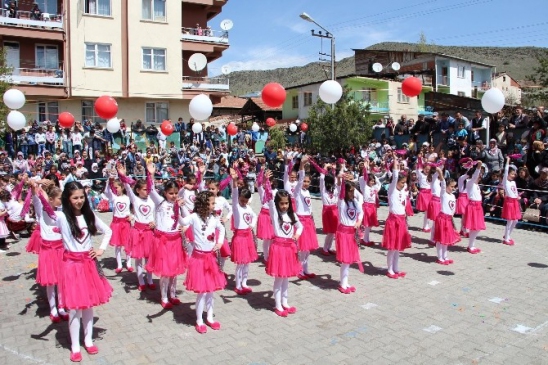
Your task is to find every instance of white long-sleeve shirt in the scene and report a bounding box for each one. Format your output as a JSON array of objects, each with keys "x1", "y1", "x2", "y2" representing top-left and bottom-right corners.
[
  {"x1": 214, "y1": 196, "x2": 232, "y2": 221},
  {"x1": 268, "y1": 199, "x2": 303, "y2": 239},
  {"x1": 149, "y1": 188, "x2": 183, "y2": 233},
  {"x1": 458, "y1": 174, "x2": 468, "y2": 194},
  {"x1": 416, "y1": 167, "x2": 430, "y2": 189},
  {"x1": 503, "y1": 164, "x2": 518, "y2": 198},
  {"x1": 295, "y1": 170, "x2": 312, "y2": 216},
  {"x1": 258, "y1": 186, "x2": 277, "y2": 209},
  {"x1": 104, "y1": 182, "x2": 131, "y2": 218},
  {"x1": 180, "y1": 213, "x2": 225, "y2": 251},
  {"x1": 319, "y1": 174, "x2": 338, "y2": 206},
  {"x1": 388, "y1": 170, "x2": 407, "y2": 215},
  {"x1": 124, "y1": 182, "x2": 155, "y2": 224},
  {"x1": 56, "y1": 211, "x2": 112, "y2": 252},
  {"x1": 359, "y1": 175, "x2": 381, "y2": 204},
  {"x1": 440, "y1": 179, "x2": 456, "y2": 216},
  {"x1": 33, "y1": 195, "x2": 62, "y2": 241},
  {"x1": 283, "y1": 164, "x2": 297, "y2": 197},
  {"x1": 466, "y1": 168, "x2": 482, "y2": 201},
  {"x1": 232, "y1": 186, "x2": 257, "y2": 229},
  {"x1": 431, "y1": 172, "x2": 442, "y2": 197}
]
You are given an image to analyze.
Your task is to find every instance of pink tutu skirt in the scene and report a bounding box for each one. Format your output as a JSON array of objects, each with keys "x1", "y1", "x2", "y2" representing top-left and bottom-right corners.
[
  {"x1": 416, "y1": 189, "x2": 432, "y2": 212},
  {"x1": 455, "y1": 193, "x2": 469, "y2": 215},
  {"x1": 217, "y1": 228, "x2": 231, "y2": 258},
  {"x1": 382, "y1": 213, "x2": 412, "y2": 251},
  {"x1": 109, "y1": 216, "x2": 131, "y2": 248},
  {"x1": 146, "y1": 231, "x2": 187, "y2": 276},
  {"x1": 266, "y1": 237, "x2": 301, "y2": 278},
  {"x1": 297, "y1": 215, "x2": 319, "y2": 251},
  {"x1": 322, "y1": 205, "x2": 338, "y2": 234},
  {"x1": 25, "y1": 225, "x2": 42, "y2": 254},
  {"x1": 502, "y1": 197, "x2": 521, "y2": 220},
  {"x1": 291, "y1": 197, "x2": 297, "y2": 211},
  {"x1": 463, "y1": 200, "x2": 486, "y2": 231},
  {"x1": 184, "y1": 250, "x2": 227, "y2": 293},
  {"x1": 0, "y1": 216, "x2": 8, "y2": 239},
  {"x1": 405, "y1": 197, "x2": 414, "y2": 216},
  {"x1": 427, "y1": 196, "x2": 441, "y2": 221},
  {"x1": 335, "y1": 225, "x2": 360, "y2": 264},
  {"x1": 36, "y1": 239, "x2": 64, "y2": 286},
  {"x1": 434, "y1": 213, "x2": 461, "y2": 246},
  {"x1": 59, "y1": 251, "x2": 112, "y2": 310},
  {"x1": 231, "y1": 229, "x2": 258, "y2": 264},
  {"x1": 185, "y1": 226, "x2": 195, "y2": 243},
  {"x1": 362, "y1": 202, "x2": 379, "y2": 227},
  {"x1": 256, "y1": 207, "x2": 274, "y2": 240},
  {"x1": 130, "y1": 222, "x2": 154, "y2": 259}
]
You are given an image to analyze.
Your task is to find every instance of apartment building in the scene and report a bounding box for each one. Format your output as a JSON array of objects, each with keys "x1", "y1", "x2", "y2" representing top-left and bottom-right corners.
[{"x1": 1, "y1": 0, "x2": 229, "y2": 125}]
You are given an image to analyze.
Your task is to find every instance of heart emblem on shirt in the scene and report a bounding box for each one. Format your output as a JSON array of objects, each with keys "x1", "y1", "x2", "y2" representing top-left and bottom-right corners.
[
  {"x1": 304, "y1": 197, "x2": 311, "y2": 207},
  {"x1": 449, "y1": 200, "x2": 456, "y2": 211},
  {"x1": 189, "y1": 195, "x2": 196, "y2": 203},
  {"x1": 291, "y1": 187, "x2": 295, "y2": 194},
  {"x1": 116, "y1": 202, "x2": 127, "y2": 212},
  {"x1": 346, "y1": 208, "x2": 356, "y2": 220},
  {"x1": 214, "y1": 209, "x2": 222, "y2": 216},
  {"x1": 52, "y1": 227, "x2": 60, "y2": 233},
  {"x1": 139, "y1": 205, "x2": 151, "y2": 216},
  {"x1": 281, "y1": 222, "x2": 292, "y2": 235},
  {"x1": 511, "y1": 186, "x2": 517, "y2": 194},
  {"x1": 243, "y1": 213, "x2": 252, "y2": 225},
  {"x1": 75, "y1": 228, "x2": 89, "y2": 245}
]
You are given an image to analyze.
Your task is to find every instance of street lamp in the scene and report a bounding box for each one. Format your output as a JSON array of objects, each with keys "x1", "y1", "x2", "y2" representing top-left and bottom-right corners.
[{"x1": 299, "y1": 12, "x2": 335, "y2": 81}]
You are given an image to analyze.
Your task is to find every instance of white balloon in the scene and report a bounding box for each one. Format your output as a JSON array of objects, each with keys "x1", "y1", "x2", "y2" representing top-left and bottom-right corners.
[
  {"x1": 289, "y1": 123, "x2": 297, "y2": 132},
  {"x1": 106, "y1": 118, "x2": 120, "y2": 133},
  {"x1": 189, "y1": 94, "x2": 213, "y2": 120},
  {"x1": 3, "y1": 89, "x2": 26, "y2": 110},
  {"x1": 295, "y1": 119, "x2": 301, "y2": 125},
  {"x1": 481, "y1": 88, "x2": 505, "y2": 114},
  {"x1": 251, "y1": 122, "x2": 260, "y2": 132},
  {"x1": 319, "y1": 80, "x2": 343, "y2": 104},
  {"x1": 7, "y1": 110, "x2": 26, "y2": 131},
  {"x1": 192, "y1": 123, "x2": 203, "y2": 134}
]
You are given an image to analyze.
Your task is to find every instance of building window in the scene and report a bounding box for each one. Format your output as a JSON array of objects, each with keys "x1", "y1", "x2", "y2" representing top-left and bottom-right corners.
[
  {"x1": 85, "y1": 43, "x2": 111, "y2": 68},
  {"x1": 457, "y1": 91, "x2": 465, "y2": 97},
  {"x1": 38, "y1": 102, "x2": 59, "y2": 122},
  {"x1": 292, "y1": 95, "x2": 298, "y2": 109},
  {"x1": 303, "y1": 92, "x2": 312, "y2": 106},
  {"x1": 82, "y1": 100, "x2": 102, "y2": 123},
  {"x1": 36, "y1": 45, "x2": 58, "y2": 69},
  {"x1": 457, "y1": 65, "x2": 465, "y2": 78},
  {"x1": 397, "y1": 88, "x2": 409, "y2": 103},
  {"x1": 146, "y1": 102, "x2": 168, "y2": 124},
  {"x1": 35, "y1": 0, "x2": 58, "y2": 14},
  {"x1": 84, "y1": 0, "x2": 111, "y2": 16},
  {"x1": 142, "y1": 48, "x2": 166, "y2": 71},
  {"x1": 503, "y1": 76, "x2": 506, "y2": 82},
  {"x1": 142, "y1": 0, "x2": 166, "y2": 21}
]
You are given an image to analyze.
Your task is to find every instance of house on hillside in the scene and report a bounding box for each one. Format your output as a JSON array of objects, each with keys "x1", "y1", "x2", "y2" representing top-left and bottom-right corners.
[
  {"x1": 281, "y1": 76, "x2": 433, "y2": 122},
  {"x1": 353, "y1": 49, "x2": 495, "y2": 99},
  {"x1": 492, "y1": 72, "x2": 522, "y2": 105}
]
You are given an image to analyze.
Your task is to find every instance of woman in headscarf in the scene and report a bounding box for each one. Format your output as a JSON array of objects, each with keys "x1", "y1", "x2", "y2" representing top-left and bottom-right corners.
[{"x1": 484, "y1": 139, "x2": 504, "y2": 172}]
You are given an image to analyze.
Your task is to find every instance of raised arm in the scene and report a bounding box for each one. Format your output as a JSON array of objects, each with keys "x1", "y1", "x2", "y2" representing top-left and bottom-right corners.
[
  {"x1": 388, "y1": 159, "x2": 400, "y2": 195},
  {"x1": 146, "y1": 162, "x2": 162, "y2": 205},
  {"x1": 503, "y1": 156, "x2": 510, "y2": 182}
]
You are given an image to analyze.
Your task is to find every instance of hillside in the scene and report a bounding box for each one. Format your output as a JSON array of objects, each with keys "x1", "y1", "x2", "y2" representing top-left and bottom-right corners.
[{"x1": 227, "y1": 42, "x2": 548, "y2": 96}]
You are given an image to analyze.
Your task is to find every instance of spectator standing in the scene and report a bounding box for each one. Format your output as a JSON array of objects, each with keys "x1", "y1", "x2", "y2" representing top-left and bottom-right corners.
[
  {"x1": 470, "y1": 111, "x2": 487, "y2": 142},
  {"x1": 45, "y1": 125, "x2": 56, "y2": 153},
  {"x1": 484, "y1": 139, "x2": 504, "y2": 172}
]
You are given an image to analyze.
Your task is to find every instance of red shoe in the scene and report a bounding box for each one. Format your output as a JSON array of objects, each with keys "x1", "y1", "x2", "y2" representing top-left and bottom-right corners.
[
  {"x1": 365, "y1": 241, "x2": 375, "y2": 246},
  {"x1": 436, "y1": 259, "x2": 448, "y2": 265},
  {"x1": 206, "y1": 320, "x2": 221, "y2": 330},
  {"x1": 161, "y1": 301, "x2": 173, "y2": 309},
  {"x1": 137, "y1": 285, "x2": 146, "y2": 292},
  {"x1": 445, "y1": 259, "x2": 454, "y2": 264},
  {"x1": 241, "y1": 286, "x2": 253, "y2": 294},
  {"x1": 386, "y1": 272, "x2": 399, "y2": 279},
  {"x1": 234, "y1": 288, "x2": 248, "y2": 295},
  {"x1": 396, "y1": 271, "x2": 406, "y2": 278},
  {"x1": 338, "y1": 286, "x2": 351, "y2": 294},
  {"x1": 282, "y1": 305, "x2": 297, "y2": 314},
  {"x1": 297, "y1": 273, "x2": 309, "y2": 280},
  {"x1": 460, "y1": 231, "x2": 469, "y2": 238},
  {"x1": 428, "y1": 241, "x2": 436, "y2": 247},
  {"x1": 84, "y1": 345, "x2": 99, "y2": 355},
  {"x1": 328, "y1": 250, "x2": 336, "y2": 255},
  {"x1": 467, "y1": 247, "x2": 481, "y2": 254},
  {"x1": 49, "y1": 314, "x2": 60, "y2": 323},
  {"x1": 422, "y1": 228, "x2": 431, "y2": 233},
  {"x1": 274, "y1": 308, "x2": 288, "y2": 317},
  {"x1": 305, "y1": 272, "x2": 316, "y2": 279},
  {"x1": 195, "y1": 324, "x2": 207, "y2": 334},
  {"x1": 169, "y1": 297, "x2": 181, "y2": 305},
  {"x1": 126, "y1": 267, "x2": 134, "y2": 273},
  {"x1": 147, "y1": 283, "x2": 156, "y2": 290},
  {"x1": 321, "y1": 250, "x2": 331, "y2": 256},
  {"x1": 503, "y1": 239, "x2": 514, "y2": 246},
  {"x1": 59, "y1": 312, "x2": 69, "y2": 321},
  {"x1": 348, "y1": 286, "x2": 356, "y2": 292},
  {"x1": 114, "y1": 268, "x2": 123, "y2": 274},
  {"x1": 70, "y1": 352, "x2": 82, "y2": 362}
]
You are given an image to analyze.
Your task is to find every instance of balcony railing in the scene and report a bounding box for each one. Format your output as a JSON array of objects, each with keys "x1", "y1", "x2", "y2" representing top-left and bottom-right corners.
[
  {"x1": 181, "y1": 27, "x2": 229, "y2": 44},
  {"x1": 2, "y1": 68, "x2": 65, "y2": 86},
  {"x1": 437, "y1": 75, "x2": 449, "y2": 86},
  {"x1": 182, "y1": 76, "x2": 229, "y2": 91},
  {"x1": 0, "y1": 9, "x2": 63, "y2": 29},
  {"x1": 356, "y1": 99, "x2": 389, "y2": 113},
  {"x1": 472, "y1": 81, "x2": 491, "y2": 90}
]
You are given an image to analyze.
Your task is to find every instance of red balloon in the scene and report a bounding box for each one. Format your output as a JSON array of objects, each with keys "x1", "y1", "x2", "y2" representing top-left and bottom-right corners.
[
  {"x1": 300, "y1": 122, "x2": 308, "y2": 132},
  {"x1": 161, "y1": 120, "x2": 174, "y2": 136},
  {"x1": 266, "y1": 117, "x2": 276, "y2": 127},
  {"x1": 58, "y1": 112, "x2": 75, "y2": 128},
  {"x1": 226, "y1": 123, "x2": 238, "y2": 136},
  {"x1": 401, "y1": 77, "x2": 423, "y2": 97},
  {"x1": 261, "y1": 83, "x2": 286, "y2": 108},
  {"x1": 94, "y1": 95, "x2": 118, "y2": 119}
]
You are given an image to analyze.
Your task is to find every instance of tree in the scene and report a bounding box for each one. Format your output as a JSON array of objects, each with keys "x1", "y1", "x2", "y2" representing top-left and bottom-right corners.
[
  {"x1": 525, "y1": 53, "x2": 548, "y2": 104},
  {"x1": 417, "y1": 31, "x2": 436, "y2": 53},
  {"x1": 0, "y1": 49, "x2": 13, "y2": 133},
  {"x1": 307, "y1": 85, "x2": 372, "y2": 154},
  {"x1": 266, "y1": 125, "x2": 286, "y2": 150}
]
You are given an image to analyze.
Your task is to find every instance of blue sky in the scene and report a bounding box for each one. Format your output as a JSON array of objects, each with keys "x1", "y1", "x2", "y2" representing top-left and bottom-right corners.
[{"x1": 209, "y1": 0, "x2": 548, "y2": 75}]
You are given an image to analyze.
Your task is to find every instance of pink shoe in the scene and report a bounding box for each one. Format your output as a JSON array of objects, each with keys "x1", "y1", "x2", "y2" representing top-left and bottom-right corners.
[
  {"x1": 348, "y1": 286, "x2": 356, "y2": 292},
  {"x1": 321, "y1": 250, "x2": 331, "y2": 256},
  {"x1": 422, "y1": 228, "x2": 431, "y2": 233},
  {"x1": 234, "y1": 288, "x2": 248, "y2": 296},
  {"x1": 274, "y1": 308, "x2": 288, "y2": 317},
  {"x1": 59, "y1": 312, "x2": 69, "y2": 321},
  {"x1": 365, "y1": 241, "x2": 375, "y2": 246},
  {"x1": 84, "y1": 345, "x2": 99, "y2": 355},
  {"x1": 241, "y1": 286, "x2": 253, "y2": 294},
  {"x1": 467, "y1": 247, "x2": 481, "y2": 254},
  {"x1": 305, "y1": 272, "x2": 316, "y2": 279},
  {"x1": 282, "y1": 305, "x2": 297, "y2": 314},
  {"x1": 436, "y1": 259, "x2": 448, "y2": 265},
  {"x1": 114, "y1": 268, "x2": 123, "y2": 274},
  {"x1": 49, "y1": 314, "x2": 60, "y2": 323},
  {"x1": 297, "y1": 273, "x2": 309, "y2": 280},
  {"x1": 445, "y1": 259, "x2": 454, "y2": 264},
  {"x1": 169, "y1": 297, "x2": 181, "y2": 305},
  {"x1": 195, "y1": 324, "x2": 207, "y2": 334},
  {"x1": 503, "y1": 239, "x2": 514, "y2": 246},
  {"x1": 338, "y1": 286, "x2": 351, "y2": 294},
  {"x1": 137, "y1": 285, "x2": 146, "y2": 292},
  {"x1": 386, "y1": 272, "x2": 399, "y2": 279},
  {"x1": 396, "y1": 271, "x2": 406, "y2": 278},
  {"x1": 161, "y1": 301, "x2": 173, "y2": 309},
  {"x1": 460, "y1": 231, "x2": 469, "y2": 238},
  {"x1": 126, "y1": 267, "x2": 134, "y2": 273},
  {"x1": 206, "y1": 320, "x2": 221, "y2": 330},
  {"x1": 147, "y1": 283, "x2": 156, "y2": 290},
  {"x1": 70, "y1": 352, "x2": 82, "y2": 362}
]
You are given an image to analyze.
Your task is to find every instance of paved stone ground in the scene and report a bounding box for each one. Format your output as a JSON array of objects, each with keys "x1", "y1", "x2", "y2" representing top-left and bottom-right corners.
[{"x1": 0, "y1": 196, "x2": 547, "y2": 365}]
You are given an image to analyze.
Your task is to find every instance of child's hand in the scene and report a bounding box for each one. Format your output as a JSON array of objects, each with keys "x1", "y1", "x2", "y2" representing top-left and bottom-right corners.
[
  {"x1": 89, "y1": 248, "x2": 104, "y2": 259},
  {"x1": 148, "y1": 222, "x2": 156, "y2": 229}
]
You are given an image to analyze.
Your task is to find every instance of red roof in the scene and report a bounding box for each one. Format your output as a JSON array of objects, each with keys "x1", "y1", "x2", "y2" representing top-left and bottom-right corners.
[
  {"x1": 213, "y1": 95, "x2": 247, "y2": 109},
  {"x1": 250, "y1": 97, "x2": 282, "y2": 111}
]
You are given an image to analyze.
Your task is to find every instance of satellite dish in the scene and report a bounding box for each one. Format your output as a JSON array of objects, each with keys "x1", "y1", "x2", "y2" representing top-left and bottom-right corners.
[
  {"x1": 372, "y1": 63, "x2": 383, "y2": 73},
  {"x1": 221, "y1": 65, "x2": 231, "y2": 75},
  {"x1": 188, "y1": 53, "x2": 207, "y2": 72},
  {"x1": 220, "y1": 19, "x2": 233, "y2": 31},
  {"x1": 391, "y1": 62, "x2": 401, "y2": 71}
]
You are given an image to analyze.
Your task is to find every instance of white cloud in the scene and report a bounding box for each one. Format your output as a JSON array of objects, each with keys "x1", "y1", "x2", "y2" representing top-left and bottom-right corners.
[{"x1": 218, "y1": 46, "x2": 317, "y2": 72}]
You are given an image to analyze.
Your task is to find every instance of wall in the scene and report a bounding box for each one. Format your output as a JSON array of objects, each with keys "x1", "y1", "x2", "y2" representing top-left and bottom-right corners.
[
  {"x1": 493, "y1": 76, "x2": 522, "y2": 104},
  {"x1": 448, "y1": 59, "x2": 472, "y2": 97},
  {"x1": 387, "y1": 80, "x2": 419, "y2": 120},
  {"x1": 182, "y1": 3, "x2": 208, "y2": 28},
  {"x1": 3, "y1": 37, "x2": 64, "y2": 69},
  {"x1": 282, "y1": 89, "x2": 299, "y2": 119}
]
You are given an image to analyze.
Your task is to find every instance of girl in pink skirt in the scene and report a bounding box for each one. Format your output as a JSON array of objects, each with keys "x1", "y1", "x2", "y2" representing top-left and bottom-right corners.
[
  {"x1": 146, "y1": 163, "x2": 187, "y2": 309},
  {"x1": 283, "y1": 157, "x2": 298, "y2": 211},
  {"x1": 359, "y1": 160, "x2": 380, "y2": 246},
  {"x1": 117, "y1": 164, "x2": 156, "y2": 291},
  {"x1": 335, "y1": 171, "x2": 364, "y2": 294},
  {"x1": 257, "y1": 167, "x2": 276, "y2": 261},
  {"x1": 178, "y1": 170, "x2": 203, "y2": 249},
  {"x1": 382, "y1": 160, "x2": 412, "y2": 279},
  {"x1": 456, "y1": 172, "x2": 470, "y2": 237},
  {"x1": 207, "y1": 178, "x2": 233, "y2": 275},
  {"x1": 29, "y1": 181, "x2": 68, "y2": 322},
  {"x1": 433, "y1": 167, "x2": 460, "y2": 265},
  {"x1": 463, "y1": 161, "x2": 485, "y2": 254},
  {"x1": 294, "y1": 156, "x2": 319, "y2": 279},
  {"x1": 229, "y1": 169, "x2": 258, "y2": 295},
  {"x1": 264, "y1": 170, "x2": 303, "y2": 317},
  {"x1": 427, "y1": 167, "x2": 442, "y2": 244},
  {"x1": 415, "y1": 156, "x2": 432, "y2": 231},
  {"x1": 105, "y1": 178, "x2": 132, "y2": 273},
  {"x1": 502, "y1": 156, "x2": 520, "y2": 245},
  {"x1": 0, "y1": 202, "x2": 9, "y2": 251},
  {"x1": 56, "y1": 181, "x2": 113, "y2": 362},
  {"x1": 181, "y1": 191, "x2": 227, "y2": 334}
]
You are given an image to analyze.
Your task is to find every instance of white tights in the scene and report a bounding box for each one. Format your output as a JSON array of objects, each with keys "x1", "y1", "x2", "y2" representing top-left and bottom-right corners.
[
  {"x1": 468, "y1": 230, "x2": 480, "y2": 249},
  {"x1": 160, "y1": 276, "x2": 178, "y2": 303},
  {"x1": 339, "y1": 264, "x2": 350, "y2": 289},
  {"x1": 423, "y1": 214, "x2": 431, "y2": 230},
  {"x1": 262, "y1": 239, "x2": 271, "y2": 261},
  {"x1": 115, "y1": 246, "x2": 132, "y2": 269},
  {"x1": 273, "y1": 277, "x2": 290, "y2": 311},
  {"x1": 386, "y1": 250, "x2": 400, "y2": 274},
  {"x1": 69, "y1": 308, "x2": 94, "y2": 353},
  {"x1": 299, "y1": 251, "x2": 311, "y2": 274},
  {"x1": 323, "y1": 234, "x2": 334, "y2": 252},
  {"x1": 435, "y1": 242, "x2": 449, "y2": 261},
  {"x1": 460, "y1": 217, "x2": 468, "y2": 234},
  {"x1": 235, "y1": 264, "x2": 250, "y2": 289},
  {"x1": 218, "y1": 256, "x2": 227, "y2": 272},
  {"x1": 135, "y1": 258, "x2": 153, "y2": 286},
  {"x1": 195, "y1": 292, "x2": 215, "y2": 325},
  {"x1": 46, "y1": 285, "x2": 65, "y2": 316},
  {"x1": 430, "y1": 222, "x2": 436, "y2": 242},
  {"x1": 504, "y1": 220, "x2": 518, "y2": 241},
  {"x1": 363, "y1": 227, "x2": 371, "y2": 243}
]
